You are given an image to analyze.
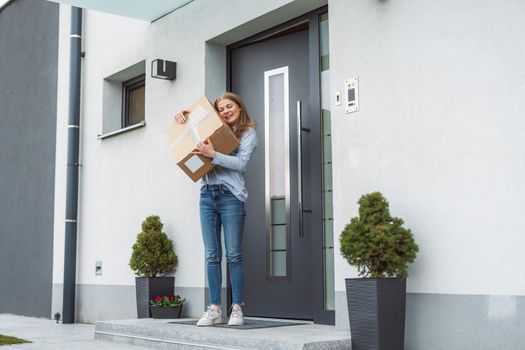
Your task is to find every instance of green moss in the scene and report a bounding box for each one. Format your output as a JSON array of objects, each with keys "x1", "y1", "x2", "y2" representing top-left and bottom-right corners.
[{"x1": 0, "y1": 334, "x2": 31, "y2": 345}]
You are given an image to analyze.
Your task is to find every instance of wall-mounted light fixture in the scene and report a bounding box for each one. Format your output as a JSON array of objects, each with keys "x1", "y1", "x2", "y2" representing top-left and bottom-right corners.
[{"x1": 151, "y1": 59, "x2": 176, "y2": 80}]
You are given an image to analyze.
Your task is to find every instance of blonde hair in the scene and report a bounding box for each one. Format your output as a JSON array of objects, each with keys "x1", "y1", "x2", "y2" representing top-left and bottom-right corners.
[{"x1": 214, "y1": 92, "x2": 256, "y2": 139}]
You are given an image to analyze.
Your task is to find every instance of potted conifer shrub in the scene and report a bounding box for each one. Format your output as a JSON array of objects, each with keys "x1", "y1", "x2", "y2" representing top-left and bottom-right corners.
[
  {"x1": 129, "y1": 215, "x2": 178, "y2": 318},
  {"x1": 340, "y1": 192, "x2": 419, "y2": 350}
]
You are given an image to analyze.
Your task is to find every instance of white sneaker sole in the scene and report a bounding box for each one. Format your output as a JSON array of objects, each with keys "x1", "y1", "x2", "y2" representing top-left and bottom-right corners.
[
  {"x1": 197, "y1": 317, "x2": 223, "y2": 327},
  {"x1": 227, "y1": 318, "x2": 244, "y2": 326}
]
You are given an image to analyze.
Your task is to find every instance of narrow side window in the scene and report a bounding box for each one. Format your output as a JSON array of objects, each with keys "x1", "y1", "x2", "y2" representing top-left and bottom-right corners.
[{"x1": 122, "y1": 74, "x2": 145, "y2": 128}]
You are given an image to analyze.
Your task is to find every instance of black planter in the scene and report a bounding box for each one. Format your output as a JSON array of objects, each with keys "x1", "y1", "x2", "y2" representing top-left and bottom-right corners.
[
  {"x1": 135, "y1": 277, "x2": 174, "y2": 318},
  {"x1": 345, "y1": 278, "x2": 406, "y2": 350},
  {"x1": 150, "y1": 305, "x2": 183, "y2": 319}
]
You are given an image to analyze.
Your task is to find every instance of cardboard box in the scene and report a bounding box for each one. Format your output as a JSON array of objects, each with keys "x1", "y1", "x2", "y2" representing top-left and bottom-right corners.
[{"x1": 164, "y1": 97, "x2": 239, "y2": 182}]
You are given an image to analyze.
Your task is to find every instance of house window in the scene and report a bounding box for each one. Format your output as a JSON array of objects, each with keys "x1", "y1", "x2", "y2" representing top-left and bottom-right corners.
[
  {"x1": 99, "y1": 61, "x2": 146, "y2": 139},
  {"x1": 122, "y1": 74, "x2": 145, "y2": 127}
]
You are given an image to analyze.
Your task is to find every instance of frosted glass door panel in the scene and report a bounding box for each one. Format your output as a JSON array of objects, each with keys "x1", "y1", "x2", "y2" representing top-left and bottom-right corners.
[
  {"x1": 269, "y1": 73, "x2": 285, "y2": 198},
  {"x1": 264, "y1": 66, "x2": 290, "y2": 279}
]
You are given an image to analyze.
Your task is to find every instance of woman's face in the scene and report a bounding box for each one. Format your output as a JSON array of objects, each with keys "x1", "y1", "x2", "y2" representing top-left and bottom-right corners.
[{"x1": 217, "y1": 98, "x2": 241, "y2": 126}]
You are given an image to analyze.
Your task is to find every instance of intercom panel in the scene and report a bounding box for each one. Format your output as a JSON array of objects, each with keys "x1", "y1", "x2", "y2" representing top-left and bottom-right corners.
[{"x1": 344, "y1": 77, "x2": 359, "y2": 113}]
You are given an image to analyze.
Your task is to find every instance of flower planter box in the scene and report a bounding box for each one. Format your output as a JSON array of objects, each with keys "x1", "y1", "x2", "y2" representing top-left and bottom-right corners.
[
  {"x1": 135, "y1": 277, "x2": 175, "y2": 318},
  {"x1": 150, "y1": 305, "x2": 183, "y2": 319}
]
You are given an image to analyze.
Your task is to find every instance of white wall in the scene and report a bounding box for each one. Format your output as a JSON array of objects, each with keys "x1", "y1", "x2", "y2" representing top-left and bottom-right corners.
[
  {"x1": 53, "y1": 0, "x2": 525, "y2": 324},
  {"x1": 330, "y1": 0, "x2": 525, "y2": 297},
  {"x1": 52, "y1": 3, "x2": 70, "y2": 290},
  {"x1": 53, "y1": 0, "x2": 328, "y2": 317}
]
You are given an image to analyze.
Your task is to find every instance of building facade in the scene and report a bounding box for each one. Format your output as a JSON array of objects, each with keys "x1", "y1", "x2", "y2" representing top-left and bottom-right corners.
[
  {"x1": 2, "y1": 0, "x2": 525, "y2": 349},
  {"x1": 0, "y1": 0, "x2": 59, "y2": 318}
]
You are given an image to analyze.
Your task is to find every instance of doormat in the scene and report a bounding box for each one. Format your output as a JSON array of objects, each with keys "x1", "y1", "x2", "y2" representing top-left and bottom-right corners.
[{"x1": 169, "y1": 318, "x2": 307, "y2": 330}]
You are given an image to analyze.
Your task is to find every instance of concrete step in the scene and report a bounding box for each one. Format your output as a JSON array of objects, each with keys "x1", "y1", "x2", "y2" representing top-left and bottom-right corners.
[{"x1": 95, "y1": 317, "x2": 351, "y2": 350}]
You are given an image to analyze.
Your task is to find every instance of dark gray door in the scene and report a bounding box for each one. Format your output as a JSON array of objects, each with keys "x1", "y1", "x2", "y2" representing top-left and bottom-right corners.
[{"x1": 230, "y1": 27, "x2": 314, "y2": 319}]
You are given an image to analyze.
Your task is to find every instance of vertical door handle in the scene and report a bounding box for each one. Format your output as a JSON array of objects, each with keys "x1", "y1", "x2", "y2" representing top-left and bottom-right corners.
[{"x1": 297, "y1": 100, "x2": 303, "y2": 238}]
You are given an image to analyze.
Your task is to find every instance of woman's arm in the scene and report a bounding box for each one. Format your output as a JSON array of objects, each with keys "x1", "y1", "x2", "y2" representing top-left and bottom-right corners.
[{"x1": 212, "y1": 129, "x2": 257, "y2": 172}]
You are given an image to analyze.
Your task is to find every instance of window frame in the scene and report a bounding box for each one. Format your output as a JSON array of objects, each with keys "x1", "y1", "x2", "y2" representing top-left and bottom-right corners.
[{"x1": 121, "y1": 74, "x2": 146, "y2": 128}]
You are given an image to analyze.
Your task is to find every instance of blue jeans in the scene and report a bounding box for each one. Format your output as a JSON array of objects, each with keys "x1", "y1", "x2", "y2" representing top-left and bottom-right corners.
[{"x1": 199, "y1": 185, "x2": 245, "y2": 305}]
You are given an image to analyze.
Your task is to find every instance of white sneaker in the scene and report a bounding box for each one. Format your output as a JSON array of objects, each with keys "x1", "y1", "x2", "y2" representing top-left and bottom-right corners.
[
  {"x1": 197, "y1": 306, "x2": 222, "y2": 326},
  {"x1": 227, "y1": 305, "x2": 244, "y2": 326}
]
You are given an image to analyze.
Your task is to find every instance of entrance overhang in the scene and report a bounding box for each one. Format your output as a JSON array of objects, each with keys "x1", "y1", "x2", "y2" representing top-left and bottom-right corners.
[{"x1": 46, "y1": 0, "x2": 193, "y2": 22}]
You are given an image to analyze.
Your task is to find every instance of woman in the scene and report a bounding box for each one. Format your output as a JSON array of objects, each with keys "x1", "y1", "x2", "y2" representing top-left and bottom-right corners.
[{"x1": 175, "y1": 92, "x2": 257, "y2": 326}]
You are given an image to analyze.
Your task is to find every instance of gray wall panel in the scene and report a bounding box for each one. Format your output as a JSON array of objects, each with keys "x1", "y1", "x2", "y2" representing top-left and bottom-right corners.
[
  {"x1": 62, "y1": 284, "x2": 205, "y2": 323},
  {"x1": 0, "y1": 0, "x2": 59, "y2": 317},
  {"x1": 406, "y1": 293, "x2": 525, "y2": 350},
  {"x1": 336, "y1": 290, "x2": 525, "y2": 350}
]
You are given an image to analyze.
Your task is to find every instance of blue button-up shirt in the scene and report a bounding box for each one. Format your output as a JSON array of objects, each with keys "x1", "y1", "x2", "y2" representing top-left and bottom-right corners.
[{"x1": 202, "y1": 128, "x2": 257, "y2": 202}]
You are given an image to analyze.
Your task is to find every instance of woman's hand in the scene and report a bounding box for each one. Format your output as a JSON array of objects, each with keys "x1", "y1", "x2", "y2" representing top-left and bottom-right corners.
[
  {"x1": 193, "y1": 138, "x2": 216, "y2": 158},
  {"x1": 174, "y1": 109, "x2": 190, "y2": 124}
]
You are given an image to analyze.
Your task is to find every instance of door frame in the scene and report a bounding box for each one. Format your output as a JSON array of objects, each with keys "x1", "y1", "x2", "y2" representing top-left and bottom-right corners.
[{"x1": 226, "y1": 6, "x2": 334, "y2": 325}]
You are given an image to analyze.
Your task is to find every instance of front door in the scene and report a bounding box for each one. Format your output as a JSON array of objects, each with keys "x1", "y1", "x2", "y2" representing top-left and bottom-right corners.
[{"x1": 229, "y1": 23, "x2": 316, "y2": 320}]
